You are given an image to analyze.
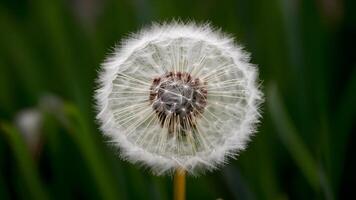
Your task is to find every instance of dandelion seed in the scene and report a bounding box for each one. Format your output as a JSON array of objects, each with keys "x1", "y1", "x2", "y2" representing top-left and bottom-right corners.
[{"x1": 95, "y1": 22, "x2": 263, "y2": 175}]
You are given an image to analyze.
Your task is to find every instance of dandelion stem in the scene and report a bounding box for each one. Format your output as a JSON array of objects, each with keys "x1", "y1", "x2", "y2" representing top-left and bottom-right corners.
[{"x1": 174, "y1": 168, "x2": 186, "y2": 200}]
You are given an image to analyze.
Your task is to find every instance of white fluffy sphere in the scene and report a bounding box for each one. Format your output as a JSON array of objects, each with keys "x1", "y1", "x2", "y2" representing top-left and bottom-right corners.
[{"x1": 95, "y1": 22, "x2": 263, "y2": 175}]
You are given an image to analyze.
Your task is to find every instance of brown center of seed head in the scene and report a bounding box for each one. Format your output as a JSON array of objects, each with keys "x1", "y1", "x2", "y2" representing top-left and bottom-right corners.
[{"x1": 149, "y1": 72, "x2": 208, "y2": 134}]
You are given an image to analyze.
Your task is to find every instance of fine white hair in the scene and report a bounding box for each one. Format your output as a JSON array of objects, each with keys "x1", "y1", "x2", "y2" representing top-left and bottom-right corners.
[{"x1": 95, "y1": 21, "x2": 263, "y2": 175}]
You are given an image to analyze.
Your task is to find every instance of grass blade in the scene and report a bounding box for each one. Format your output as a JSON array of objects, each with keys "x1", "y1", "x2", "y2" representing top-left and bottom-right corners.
[
  {"x1": 0, "y1": 122, "x2": 48, "y2": 200},
  {"x1": 267, "y1": 83, "x2": 333, "y2": 199},
  {"x1": 59, "y1": 103, "x2": 122, "y2": 200}
]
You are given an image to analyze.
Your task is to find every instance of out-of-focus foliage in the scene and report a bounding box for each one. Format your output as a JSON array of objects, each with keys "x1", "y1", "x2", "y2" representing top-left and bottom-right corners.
[{"x1": 0, "y1": 0, "x2": 355, "y2": 199}]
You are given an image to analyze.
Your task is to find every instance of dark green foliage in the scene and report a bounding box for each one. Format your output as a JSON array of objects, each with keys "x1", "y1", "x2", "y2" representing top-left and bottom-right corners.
[{"x1": 0, "y1": 0, "x2": 355, "y2": 199}]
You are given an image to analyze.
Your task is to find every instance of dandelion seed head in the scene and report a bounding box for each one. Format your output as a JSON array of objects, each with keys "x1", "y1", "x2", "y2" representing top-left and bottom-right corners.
[{"x1": 95, "y1": 21, "x2": 263, "y2": 175}]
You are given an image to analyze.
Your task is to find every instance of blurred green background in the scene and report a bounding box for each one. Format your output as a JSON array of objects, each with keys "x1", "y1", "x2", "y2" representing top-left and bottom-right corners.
[{"x1": 0, "y1": 0, "x2": 355, "y2": 199}]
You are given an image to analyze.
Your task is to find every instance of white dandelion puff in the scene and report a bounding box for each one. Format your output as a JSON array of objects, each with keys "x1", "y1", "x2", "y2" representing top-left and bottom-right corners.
[
  {"x1": 95, "y1": 22, "x2": 263, "y2": 175},
  {"x1": 15, "y1": 108, "x2": 43, "y2": 154}
]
